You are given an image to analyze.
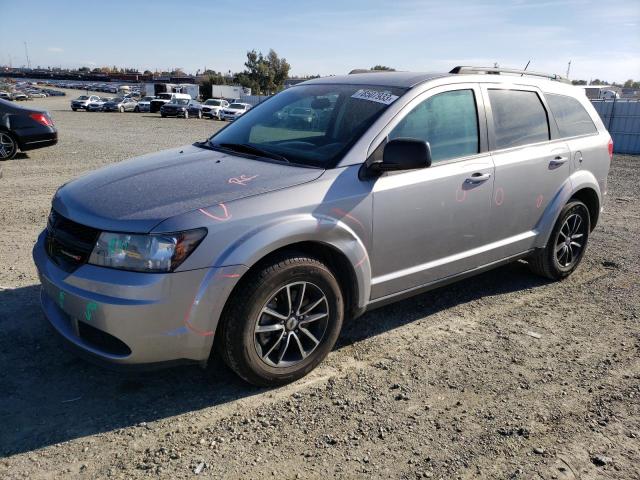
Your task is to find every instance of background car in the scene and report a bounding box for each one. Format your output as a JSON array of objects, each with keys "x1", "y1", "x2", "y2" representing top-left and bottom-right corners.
[
  {"x1": 135, "y1": 96, "x2": 155, "y2": 112},
  {"x1": 201, "y1": 98, "x2": 229, "y2": 119},
  {"x1": 160, "y1": 99, "x2": 202, "y2": 118},
  {"x1": 12, "y1": 92, "x2": 29, "y2": 101},
  {"x1": 220, "y1": 102, "x2": 252, "y2": 121},
  {"x1": 0, "y1": 99, "x2": 57, "y2": 160},
  {"x1": 71, "y1": 95, "x2": 100, "y2": 111},
  {"x1": 86, "y1": 97, "x2": 112, "y2": 112},
  {"x1": 286, "y1": 107, "x2": 317, "y2": 128},
  {"x1": 102, "y1": 97, "x2": 138, "y2": 112}
]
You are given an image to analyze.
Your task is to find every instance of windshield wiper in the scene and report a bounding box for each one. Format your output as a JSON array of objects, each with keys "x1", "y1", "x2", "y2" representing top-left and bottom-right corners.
[{"x1": 216, "y1": 143, "x2": 290, "y2": 163}]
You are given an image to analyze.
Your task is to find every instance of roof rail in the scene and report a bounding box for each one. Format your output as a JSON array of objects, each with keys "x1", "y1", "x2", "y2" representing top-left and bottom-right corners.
[{"x1": 449, "y1": 66, "x2": 571, "y2": 84}]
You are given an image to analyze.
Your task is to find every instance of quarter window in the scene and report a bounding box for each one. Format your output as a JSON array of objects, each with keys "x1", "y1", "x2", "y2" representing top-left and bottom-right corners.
[
  {"x1": 488, "y1": 89, "x2": 550, "y2": 149},
  {"x1": 546, "y1": 93, "x2": 597, "y2": 138},
  {"x1": 389, "y1": 89, "x2": 479, "y2": 163}
]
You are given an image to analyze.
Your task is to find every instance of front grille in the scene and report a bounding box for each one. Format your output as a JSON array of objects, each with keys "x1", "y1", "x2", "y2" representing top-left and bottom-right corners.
[{"x1": 45, "y1": 209, "x2": 100, "y2": 272}]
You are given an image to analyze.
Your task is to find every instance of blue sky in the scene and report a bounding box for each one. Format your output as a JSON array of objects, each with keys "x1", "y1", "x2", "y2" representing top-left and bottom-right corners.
[{"x1": 1, "y1": 0, "x2": 638, "y2": 82}]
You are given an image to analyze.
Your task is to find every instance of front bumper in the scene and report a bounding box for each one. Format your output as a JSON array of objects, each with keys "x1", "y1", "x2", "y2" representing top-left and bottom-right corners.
[{"x1": 32, "y1": 231, "x2": 247, "y2": 368}]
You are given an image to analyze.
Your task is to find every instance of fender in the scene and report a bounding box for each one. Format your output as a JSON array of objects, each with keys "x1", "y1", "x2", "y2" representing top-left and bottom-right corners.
[
  {"x1": 213, "y1": 213, "x2": 371, "y2": 310},
  {"x1": 534, "y1": 169, "x2": 602, "y2": 248}
]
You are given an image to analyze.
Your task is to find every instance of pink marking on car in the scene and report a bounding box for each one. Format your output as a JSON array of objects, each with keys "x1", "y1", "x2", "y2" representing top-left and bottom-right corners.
[
  {"x1": 456, "y1": 187, "x2": 467, "y2": 203},
  {"x1": 331, "y1": 207, "x2": 365, "y2": 233},
  {"x1": 199, "y1": 203, "x2": 231, "y2": 221},
  {"x1": 228, "y1": 174, "x2": 258, "y2": 186},
  {"x1": 183, "y1": 296, "x2": 214, "y2": 337},
  {"x1": 495, "y1": 187, "x2": 504, "y2": 206},
  {"x1": 536, "y1": 194, "x2": 544, "y2": 208}
]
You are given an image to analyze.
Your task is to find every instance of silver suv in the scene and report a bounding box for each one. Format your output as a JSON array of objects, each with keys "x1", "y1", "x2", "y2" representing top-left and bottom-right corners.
[{"x1": 34, "y1": 66, "x2": 612, "y2": 386}]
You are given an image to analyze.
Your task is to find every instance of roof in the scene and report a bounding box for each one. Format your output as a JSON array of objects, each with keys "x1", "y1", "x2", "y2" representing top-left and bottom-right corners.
[{"x1": 300, "y1": 72, "x2": 451, "y2": 89}]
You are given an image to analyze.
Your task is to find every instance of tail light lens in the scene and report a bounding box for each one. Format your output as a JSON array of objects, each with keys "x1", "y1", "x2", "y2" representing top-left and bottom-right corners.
[
  {"x1": 608, "y1": 138, "x2": 613, "y2": 161},
  {"x1": 29, "y1": 113, "x2": 54, "y2": 127}
]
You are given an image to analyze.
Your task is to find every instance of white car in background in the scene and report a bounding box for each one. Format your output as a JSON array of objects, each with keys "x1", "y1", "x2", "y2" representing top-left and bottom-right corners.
[
  {"x1": 220, "y1": 102, "x2": 251, "y2": 121},
  {"x1": 201, "y1": 98, "x2": 229, "y2": 119}
]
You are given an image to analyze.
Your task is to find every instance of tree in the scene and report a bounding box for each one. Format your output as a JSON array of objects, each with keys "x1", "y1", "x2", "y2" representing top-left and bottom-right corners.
[
  {"x1": 571, "y1": 79, "x2": 587, "y2": 85},
  {"x1": 371, "y1": 65, "x2": 395, "y2": 71},
  {"x1": 239, "y1": 49, "x2": 291, "y2": 94}
]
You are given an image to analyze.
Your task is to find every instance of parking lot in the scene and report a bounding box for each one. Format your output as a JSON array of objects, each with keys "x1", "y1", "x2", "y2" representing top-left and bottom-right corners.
[{"x1": 0, "y1": 90, "x2": 638, "y2": 479}]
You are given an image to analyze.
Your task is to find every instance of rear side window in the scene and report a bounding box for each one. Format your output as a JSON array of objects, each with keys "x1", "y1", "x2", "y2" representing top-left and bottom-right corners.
[
  {"x1": 488, "y1": 89, "x2": 549, "y2": 149},
  {"x1": 389, "y1": 89, "x2": 479, "y2": 163},
  {"x1": 546, "y1": 93, "x2": 597, "y2": 137}
]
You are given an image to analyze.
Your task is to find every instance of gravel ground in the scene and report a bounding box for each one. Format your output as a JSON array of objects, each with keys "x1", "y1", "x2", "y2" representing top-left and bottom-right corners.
[{"x1": 0, "y1": 90, "x2": 638, "y2": 480}]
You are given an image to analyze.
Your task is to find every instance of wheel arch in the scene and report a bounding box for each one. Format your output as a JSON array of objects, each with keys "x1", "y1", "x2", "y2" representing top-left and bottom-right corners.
[
  {"x1": 569, "y1": 187, "x2": 600, "y2": 231},
  {"x1": 534, "y1": 171, "x2": 602, "y2": 248}
]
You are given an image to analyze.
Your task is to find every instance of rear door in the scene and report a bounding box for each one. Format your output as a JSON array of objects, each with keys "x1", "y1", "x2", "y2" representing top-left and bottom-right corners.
[{"x1": 481, "y1": 85, "x2": 570, "y2": 260}]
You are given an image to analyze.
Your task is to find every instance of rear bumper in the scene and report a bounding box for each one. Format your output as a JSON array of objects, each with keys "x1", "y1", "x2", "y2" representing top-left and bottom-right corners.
[
  {"x1": 32, "y1": 231, "x2": 247, "y2": 367},
  {"x1": 16, "y1": 128, "x2": 57, "y2": 151}
]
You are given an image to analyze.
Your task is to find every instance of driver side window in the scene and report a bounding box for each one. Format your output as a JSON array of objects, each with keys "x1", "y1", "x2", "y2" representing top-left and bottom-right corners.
[{"x1": 389, "y1": 89, "x2": 479, "y2": 164}]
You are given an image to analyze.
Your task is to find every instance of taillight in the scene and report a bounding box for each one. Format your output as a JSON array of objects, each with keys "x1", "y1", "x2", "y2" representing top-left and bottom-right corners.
[
  {"x1": 29, "y1": 112, "x2": 54, "y2": 127},
  {"x1": 608, "y1": 138, "x2": 613, "y2": 161}
]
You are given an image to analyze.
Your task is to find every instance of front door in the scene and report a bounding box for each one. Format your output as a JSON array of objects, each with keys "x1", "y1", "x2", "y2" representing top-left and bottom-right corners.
[{"x1": 370, "y1": 85, "x2": 495, "y2": 299}]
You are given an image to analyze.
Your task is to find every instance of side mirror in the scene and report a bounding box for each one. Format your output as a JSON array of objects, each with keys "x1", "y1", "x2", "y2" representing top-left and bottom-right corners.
[{"x1": 371, "y1": 138, "x2": 432, "y2": 172}]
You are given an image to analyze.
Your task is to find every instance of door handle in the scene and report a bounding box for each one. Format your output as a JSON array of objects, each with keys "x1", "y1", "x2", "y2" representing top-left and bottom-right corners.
[
  {"x1": 465, "y1": 172, "x2": 492, "y2": 184},
  {"x1": 549, "y1": 155, "x2": 568, "y2": 167}
]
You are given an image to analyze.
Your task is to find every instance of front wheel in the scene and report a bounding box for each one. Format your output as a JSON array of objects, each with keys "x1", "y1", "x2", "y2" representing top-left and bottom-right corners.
[
  {"x1": 0, "y1": 131, "x2": 18, "y2": 160},
  {"x1": 528, "y1": 200, "x2": 591, "y2": 280},
  {"x1": 134, "y1": 106, "x2": 140, "y2": 112},
  {"x1": 218, "y1": 254, "x2": 344, "y2": 386}
]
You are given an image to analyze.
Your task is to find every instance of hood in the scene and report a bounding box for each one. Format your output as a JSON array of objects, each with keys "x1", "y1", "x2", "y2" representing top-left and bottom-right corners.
[{"x1": 53, "y1": 144, "x2": 324, "y2": 233}]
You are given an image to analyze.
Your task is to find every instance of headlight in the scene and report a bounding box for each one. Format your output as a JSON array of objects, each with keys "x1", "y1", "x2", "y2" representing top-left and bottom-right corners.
[{"x1": 88, "y1": 228, "x2": 206, "y2": 273}]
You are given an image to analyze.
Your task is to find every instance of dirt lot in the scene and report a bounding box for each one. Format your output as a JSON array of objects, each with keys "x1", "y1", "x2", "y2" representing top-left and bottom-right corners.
[{"x1": 0, "y1": 90, "x2": 638, "y2": 479}]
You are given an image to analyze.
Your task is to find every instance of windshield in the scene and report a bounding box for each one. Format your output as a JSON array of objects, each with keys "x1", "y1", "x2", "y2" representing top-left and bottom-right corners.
[
  {"x1": 157, "y1": 93, "x2": 172, "y2": 99},
  {"x1": 229, "y1": 103, "x2": 246, "y2": 109},
  {"x1": 141, "y1": 96, "x2": 154, "y2": 101},
  {"x1": 169, "y1": 99, "x2": 189, "y2": 105},
  {"x1": 111, "y1": 97, "x2": 124, "y2": 103},
  {"x1": 205, "y1": 99, "x2": 222, "y2": 106},
  {"x1": 208, "y1": 84, "x2": 405, "y2": 168},
  {"x1": 77, "y1": 96, "x2": 89, "y2": 100}
]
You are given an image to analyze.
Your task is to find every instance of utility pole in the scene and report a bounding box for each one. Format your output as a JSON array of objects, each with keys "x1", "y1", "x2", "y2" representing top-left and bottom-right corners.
[
  {"x1": 24, "y1": 41, "x2": 31, "y2": 69},
  {"x1": 566, "y1": 60, "x2": 571, "y2": 79}
]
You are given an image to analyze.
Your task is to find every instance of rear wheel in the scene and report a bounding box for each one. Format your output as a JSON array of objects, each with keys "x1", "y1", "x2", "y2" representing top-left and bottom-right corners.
[
  {"x1": 528, "y1": 200, "x2": 590, "y2": 280},
  {"x1": 71, "y1": 108, "x2": 77, "y2": 111},
  {"x1": 218, "y1": 254, "x2": 344, "y2": 386},
  {"x1": 0, "y1": 132, "x2": 18, "y2": 160},
  {"x1": 134, "y1": 105, "x2": 140, "y2": 112}
]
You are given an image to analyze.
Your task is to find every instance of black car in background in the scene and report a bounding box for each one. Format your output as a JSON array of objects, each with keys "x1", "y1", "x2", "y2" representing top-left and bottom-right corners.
[
  {"x1": 0, "y1": 99, "x2": 57, "y2": 160},
  {"x1": 160, "y1": 99, "x2": 202, "y2": 118}
]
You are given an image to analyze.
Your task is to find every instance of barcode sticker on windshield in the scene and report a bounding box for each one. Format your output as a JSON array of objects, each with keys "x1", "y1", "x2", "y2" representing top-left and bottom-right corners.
[{"x1": 351, "y1": 89, "x2": 399, "y2": 105}]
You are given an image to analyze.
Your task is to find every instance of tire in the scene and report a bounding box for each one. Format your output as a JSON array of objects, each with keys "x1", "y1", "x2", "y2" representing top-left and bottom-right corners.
[
  {"x1": 528, "y1": 200, "x2": 591, "y2": 280},
  {"x1": 161, "y1": 113, "x2": 166, "y2": 118},
  {"x1": 0, "y1": 131, "x2": 18, "y2": 160},
  {"x1": 134, "y1": 106, "x2": 140, "y2": 112},
  {"x1": 218, "y1": 254, "x2": 344, "y2": 386},
  {"x1": 72, "y1": 108, "x2": 77, "y2": 111}
]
